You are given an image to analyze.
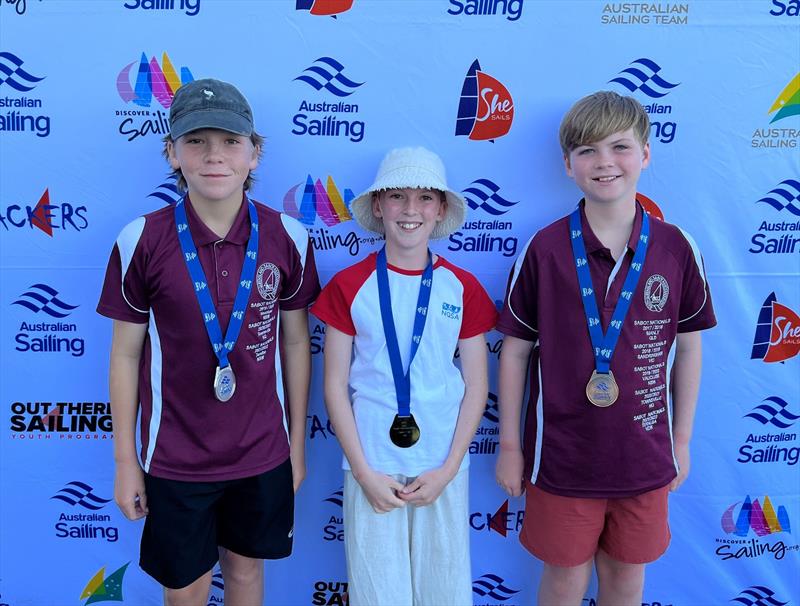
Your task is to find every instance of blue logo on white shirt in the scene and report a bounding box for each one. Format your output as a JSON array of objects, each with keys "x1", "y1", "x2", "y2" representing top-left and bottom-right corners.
[{"x1": 442, "y1": 303, "x2": 461, "y2": 319}]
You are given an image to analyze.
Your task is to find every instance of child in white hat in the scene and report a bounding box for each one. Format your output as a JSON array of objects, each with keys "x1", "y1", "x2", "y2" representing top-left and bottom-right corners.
[{"x1": 312, "y1": 147, "x2": 497, "y2": 605}]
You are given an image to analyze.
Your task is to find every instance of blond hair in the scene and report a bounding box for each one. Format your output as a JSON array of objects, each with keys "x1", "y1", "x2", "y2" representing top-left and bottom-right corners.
[
  {"x1": 559, "y1": 91, "x2": 649, "y2": 155},
  {"x1": 162, "y1": 131, "x2": 265, "y2": 192}
]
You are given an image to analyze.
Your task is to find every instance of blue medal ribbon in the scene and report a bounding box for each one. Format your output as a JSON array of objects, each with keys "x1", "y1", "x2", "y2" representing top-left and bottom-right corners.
[
  {"x1": 569, "y1": 206, "x2": 650, "y2": 374},
  {"x1": 174, "y1": 197, "x2": 259, "y2": 372},
  {"x1": 376, "y1": 247, "x2": 433, "y2": 418}
]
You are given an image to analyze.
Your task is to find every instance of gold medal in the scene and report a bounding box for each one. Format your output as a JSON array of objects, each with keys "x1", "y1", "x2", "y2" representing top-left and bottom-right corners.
[
  {"x1": 585, "y1": 370, "x2": 619, "y2": 407},
  {"x1": 389, "y1": 414, "x2": 420, "y2": 448}
]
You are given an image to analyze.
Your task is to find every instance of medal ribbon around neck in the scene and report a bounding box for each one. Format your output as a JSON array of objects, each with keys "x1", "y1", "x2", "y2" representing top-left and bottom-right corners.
[
  {"x1": 376, "y1": 247, "x2": 433, "y2": 418},
  {"x1": 569, "y1": 206, "x2": 650, "y2": 375},
  {"x1": 174, "y1": 197, "x2": 259, "y2": 375}
]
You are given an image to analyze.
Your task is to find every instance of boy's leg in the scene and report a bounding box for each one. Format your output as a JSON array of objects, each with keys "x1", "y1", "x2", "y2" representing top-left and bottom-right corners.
[
  {"x1": 595, "y1": 550, "x2": 644, "y2": 606},
  {"x1": 216, "y1": 460, "x2": 294, "y2": 604},
  {"x1": 519, "y1": 485, "x2": 607, "y2": 606},
  {"x1": 163, "y1": 572, "x2": 213, "y2": 606},
  {"x1": 218, "y1": 548, "x2": 264, "y2": 606},
  {"x1": 538, "y1": 560, "x2": 593, "y2": 606},
  {"x1": 408, "y1": 468, "x2": 472, "y2": 606},
  {"x1": 140, "y1": 474, "x2": 223, "y2": 594},
  {"x1": 595, "y1": 485, "x2": 670, "y2": 606},
  {"x1": 343, "y1": 471, "x2": 413, "y2": 606}
]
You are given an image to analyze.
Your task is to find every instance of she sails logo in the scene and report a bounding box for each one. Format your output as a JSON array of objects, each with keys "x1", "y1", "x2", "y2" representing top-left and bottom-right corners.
[
  {"x1": 455, "y1": 60, "x2": 514, "y2": 141},
  {"x1": 751, "y1": 292, "x2": 800, "y2": 363}
]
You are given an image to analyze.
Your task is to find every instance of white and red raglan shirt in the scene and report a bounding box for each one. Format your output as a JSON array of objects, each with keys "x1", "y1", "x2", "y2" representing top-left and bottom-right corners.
[{"x1": 312, "y1": 252, "x2": 497, "y2": 476}]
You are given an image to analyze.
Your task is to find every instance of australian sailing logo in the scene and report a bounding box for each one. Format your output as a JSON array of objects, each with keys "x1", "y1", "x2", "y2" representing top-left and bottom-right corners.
[
  {"x1": 750, "y1": 179, "x2": 800, "y2": 255},
  {"x1": 115, "y1": 51, "x2": 194, "y2": 141},
  {"x1": 751, "y1": 292, "x2": 800, "y2": 363},
  {"x1": 455, "y1": 60, "x2": 514, "y2": 142},
  {"x1": 610, "y1": 58, "x2": 679, "y2": 143},
  {"x1": 0, "y1": 51, "x2": 50, "y2": 137},
  {"x1": 292, "y1": 57, "x2": 365, "y2": 142},
  {"x1": 752, "y1": 73, "x2": 800, "y2": 148}
]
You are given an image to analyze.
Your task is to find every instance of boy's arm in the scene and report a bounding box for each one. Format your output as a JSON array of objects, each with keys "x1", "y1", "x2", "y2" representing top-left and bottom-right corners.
[
  {"x1": 495, "y1": 335, "x2": 534, "y2": 498},
  {"x1": 280, "y1": 308, "x2": 312, "y2": 492},
  {"x1": 399, "y1": 334, "x2": 488, "y2": 506},
  {"x1": 669, "y1": 330, "x2": 702, "y2": 491},
  {"x1": 323, "y1": 325, "x2": 406, "y2": 513},
  {"x1": 109, "y1": 319, "x2": 148, "y2": 520}
]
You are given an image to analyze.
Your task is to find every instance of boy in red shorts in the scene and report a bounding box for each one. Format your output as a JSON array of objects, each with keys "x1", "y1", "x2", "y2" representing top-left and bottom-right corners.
[
  {"x1": 97, "y1": 78, "x2": 319, "y2": 606},
  {"x1": 495, "y1": 91, "x2": 716, "y2": 606}
]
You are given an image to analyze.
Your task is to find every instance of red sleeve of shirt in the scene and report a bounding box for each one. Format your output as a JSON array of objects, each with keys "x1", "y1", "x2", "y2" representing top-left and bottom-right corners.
[
  {"x1": 496, "y1": 235, "x2": 539, "y2": 341},
  {"x1": 443, "y1": 262, "x2": 498, "y2": 339},
  {"x1": 96, "y1": 220, "x2": 151, "y2": 324},
  {"x1": 310, "y1": 254, "x2": 376, "y2": 336},
  {"x1": 675, "y1": 228, "x2": 717, "y2": 333}
]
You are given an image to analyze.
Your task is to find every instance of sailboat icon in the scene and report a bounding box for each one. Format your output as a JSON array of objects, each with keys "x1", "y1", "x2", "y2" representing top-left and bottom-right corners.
[{"x1": 117, "y1": 52, "x2": 194, "y2": 108}]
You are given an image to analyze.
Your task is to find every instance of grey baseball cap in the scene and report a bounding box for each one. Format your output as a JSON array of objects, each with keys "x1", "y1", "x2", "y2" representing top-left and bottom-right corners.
[{"x1": 169, "y1": 78, "x2": 254, "y2": 140}]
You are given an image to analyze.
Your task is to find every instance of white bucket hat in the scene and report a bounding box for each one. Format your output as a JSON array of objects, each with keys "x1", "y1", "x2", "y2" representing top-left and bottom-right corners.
[{"x1": 350, "y1": 147, "x2": 466, "y2": 239}]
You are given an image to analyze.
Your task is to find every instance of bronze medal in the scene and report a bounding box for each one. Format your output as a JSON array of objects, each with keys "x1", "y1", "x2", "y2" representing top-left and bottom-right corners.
[
  {"x1": 585, "y1": 370, "x2": 619, "y2": 407},
  {"x1": 389, "y1": 414, "x2": 420, "y2": 448}
]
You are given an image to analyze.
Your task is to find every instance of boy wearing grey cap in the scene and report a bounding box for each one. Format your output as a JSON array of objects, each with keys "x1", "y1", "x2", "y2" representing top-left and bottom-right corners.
[
  {"x1": 312, "y1": 147, "x2": 497, "y2": 605},
  {"x1": 98, "y1": 78, "x2": 320, "y2": 605}
]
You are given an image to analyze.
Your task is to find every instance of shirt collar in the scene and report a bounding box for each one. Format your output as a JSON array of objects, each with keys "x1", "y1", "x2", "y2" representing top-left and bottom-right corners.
[
  {"x1": 183, "y1": 194, "x2": 251, "y2": 246},
  {"x1": 578, "y1": 199, "x2": 644, "y2": 255}
]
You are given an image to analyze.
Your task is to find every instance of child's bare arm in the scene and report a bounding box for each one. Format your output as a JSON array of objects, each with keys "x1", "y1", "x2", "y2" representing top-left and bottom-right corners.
[
  {"x1": 495, "y1": 335, "x2": 534, "y2": 497},
  {"x1": 109, "y1": 319, "x2": 148, "y2": 520},
  {"x1": 280, "y1": 308, "x2": 312, "y2": 492},
  {"x1": 670, "y1": 330, "x2": 702, "y2": 491},
  {"x1": 399, "y1": 334, "x2": 488, "y2": 506},
  {"x1": 323, "y1": 326, "x2": 405, "y2": 512}
]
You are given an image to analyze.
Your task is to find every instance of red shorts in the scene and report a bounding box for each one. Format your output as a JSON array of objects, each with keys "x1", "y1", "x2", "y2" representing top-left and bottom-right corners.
[{"x1": 520, "y1": 484, "x2": 670, "y2": 567}]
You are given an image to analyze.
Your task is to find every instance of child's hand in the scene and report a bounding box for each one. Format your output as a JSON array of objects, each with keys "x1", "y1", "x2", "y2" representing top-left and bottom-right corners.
[
  {"x1": 358, "y1": 469, "x2": 407, "y2": 513},
  {"x1": 670, "y1": 442, "x2": 690, "y2": 491},
  {"x1": 496, "y1": 446, "x2": 525, "y2": 497},
  {"x1": 114, "y1": 459, "x2": 148, "y2": 520},
  {"x1": 398, "y1": 467, "x2": 453, "y2": 506}
]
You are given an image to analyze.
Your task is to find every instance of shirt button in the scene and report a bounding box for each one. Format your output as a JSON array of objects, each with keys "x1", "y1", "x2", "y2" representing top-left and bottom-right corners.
[{"x1": 221, "y1": 270, "x2": 229, "y2": 277}]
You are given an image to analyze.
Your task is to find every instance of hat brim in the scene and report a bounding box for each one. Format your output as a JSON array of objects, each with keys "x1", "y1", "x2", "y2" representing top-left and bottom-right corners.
[{"x1": 170, "y1": 109, "x2": 253, "y2": 140}]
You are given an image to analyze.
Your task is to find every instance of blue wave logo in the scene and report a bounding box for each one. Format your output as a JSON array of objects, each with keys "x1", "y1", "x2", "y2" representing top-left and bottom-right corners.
[
  {"x1": 148, "y1": 174, "x2": 182, "y2": 206},
  {"x1": 757, "y1": 179, "x2": 800, "y2": 216},
  {"x1": 0, "y1": 52, "x2": 45, "y2": 92},
  {"x1": 732, "y1": 585, "x2": 788, "y2": 606},
  {"x1": 745, "y1": 397, "x2": 800, "y2": 429},
  {"x1": 610, "y1": 58, "x2": 679, "y2": 98},
  {"x1": 484, "y1": 393, "x2": 499, "y2": 423},
  {"x1": 294, "y1": 57, "x2": 364, "y2": 97},
  {"x1": 51, "y1": 482, "x2": 112, "y2": 510},
  {"x1": 12, "y1": 284, "x2": 78, "y2": 318},
  {"x1": 324, "y1": 488, "x2": 344, "y2": 508},
  {"x1": 472, "y1": 573, "x2": 520, "y2": 601},
  {"x1": 462, "y1": 179, "x2": 518, "y2": 216}
]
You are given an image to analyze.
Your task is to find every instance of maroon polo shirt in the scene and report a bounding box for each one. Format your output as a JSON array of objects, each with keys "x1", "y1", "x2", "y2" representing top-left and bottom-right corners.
[
  {"x1": 497, "y1": 202, "x2": 716, "y2": 498},
  {"x1": 97, "y1": 196, "x2": 320, "y2": 482}
]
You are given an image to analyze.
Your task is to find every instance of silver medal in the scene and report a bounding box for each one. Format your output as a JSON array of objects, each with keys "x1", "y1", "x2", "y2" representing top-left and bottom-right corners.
[{"x1": 213, "y1": 365, "x2": 236, "y2": 402}]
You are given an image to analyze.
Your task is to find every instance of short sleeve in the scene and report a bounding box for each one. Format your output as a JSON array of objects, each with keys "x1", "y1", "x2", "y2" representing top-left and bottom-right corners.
[
  {"x1": 310, "y1": 274, "x2": 357, "y2": 336},
  {"x1": 96, "y1": 217, "x2": 150, "y2": 323},
  {"x1": 458, "y1": 272, "x2": 498, "y2": 339},
  {"x1": 675, "y1": 228, "x2": 716, "y2": 333},
  {"x1": 496, "y1": 236, "x2": 539, "y2": 340},
  {"x1": 277, "y1": 215, "x2": 321, "y2": 310}
]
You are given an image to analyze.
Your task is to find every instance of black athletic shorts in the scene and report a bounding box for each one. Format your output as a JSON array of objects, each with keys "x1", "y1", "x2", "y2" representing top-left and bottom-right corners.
[{"x1": 140, "y1": 458, "x2": 293, "y2": 589}]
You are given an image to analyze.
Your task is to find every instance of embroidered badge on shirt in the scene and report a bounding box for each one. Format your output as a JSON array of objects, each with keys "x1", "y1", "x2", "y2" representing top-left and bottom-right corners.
[
  {"x1": 256, "y1": 262, "x2": 280, "y2": 301},
  {"x1": 644, "y1": 274, "x2": 669, "y2": 312}
]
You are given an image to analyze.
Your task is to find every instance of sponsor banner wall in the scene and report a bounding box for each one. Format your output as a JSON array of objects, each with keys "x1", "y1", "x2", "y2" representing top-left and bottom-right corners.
[{"x1": 1, "y1": 1, "x2": 798, "y2": 604}]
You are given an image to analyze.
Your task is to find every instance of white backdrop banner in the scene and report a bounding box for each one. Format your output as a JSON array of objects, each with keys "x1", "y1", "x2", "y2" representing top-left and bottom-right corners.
[{"x1": 1, "y1": 1, "x2": 799, "y2": 605}]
